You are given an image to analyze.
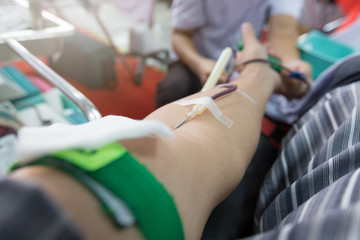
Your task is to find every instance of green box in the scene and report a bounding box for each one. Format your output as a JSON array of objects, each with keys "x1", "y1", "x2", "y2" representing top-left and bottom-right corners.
[{"x1": 297, "y1": 30, "x2": 355, "y2": 79}]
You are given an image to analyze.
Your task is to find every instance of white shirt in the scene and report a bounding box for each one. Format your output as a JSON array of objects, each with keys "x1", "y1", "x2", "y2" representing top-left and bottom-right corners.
[{"x1": 171, "y1": 0, "x2": 304, "y2": 61}]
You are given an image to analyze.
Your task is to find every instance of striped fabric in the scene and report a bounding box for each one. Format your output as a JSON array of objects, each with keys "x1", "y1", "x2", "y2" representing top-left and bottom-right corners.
[{"x1": 243, "y1": 81, "x2": 360, "y2": 239}]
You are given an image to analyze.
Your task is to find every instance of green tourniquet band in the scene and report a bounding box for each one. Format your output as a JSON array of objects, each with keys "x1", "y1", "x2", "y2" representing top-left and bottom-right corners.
[
  {"x1": 52, "y1": 143, "x2": 128, "y2": 171},
  {"x1": 16, "y1": 143, "x2": 184, "y2": 240}
]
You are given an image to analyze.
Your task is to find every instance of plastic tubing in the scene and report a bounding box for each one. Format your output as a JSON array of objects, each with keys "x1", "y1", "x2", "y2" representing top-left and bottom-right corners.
[{"x1": 201, "y1": 47, "x2": 233, "y2": 91}]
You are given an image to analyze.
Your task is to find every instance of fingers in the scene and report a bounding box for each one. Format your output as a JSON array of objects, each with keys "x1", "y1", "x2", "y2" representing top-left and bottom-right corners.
[
  {"x1": 240, "y1": 23, "x2": 267, "y2": 61},
  {"x1": 196, "y1": 58, "x2": 215, "y2": 83},
  {"x1": 218, "y1": 70, "x2": 229, "y2": 83},
  {"x1": 279, "y1": 59, "x2": 313, "y2": 99},
  {"x1": 278, "y1": 74, "x2": 310, "y2": 99},
  {"x1": 265, "y1": 46, "x2": 282, "y2": 61},
  {"x1": 241, "y1": 22, "x2": 259, "y2": 49},
  {"x1": 284, "y1": 60, "x2": 313, "y2": 86}
]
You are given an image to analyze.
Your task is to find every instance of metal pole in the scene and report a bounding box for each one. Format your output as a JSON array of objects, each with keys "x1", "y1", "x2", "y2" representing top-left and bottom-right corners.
[
  {"x1": 29, "y1": 0, "x2": 45, "y2": 30},
  {"x1": 6, "y1": 38, "x2": 102, "y2": 121}
]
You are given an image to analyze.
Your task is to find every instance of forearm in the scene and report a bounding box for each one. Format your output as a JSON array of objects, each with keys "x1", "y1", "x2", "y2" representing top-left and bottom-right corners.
[
  {"x1": 9, "y1": 63, "x2": 276, "y2": 240},
  {"x1": 9, "y1": 65, "x2": 275, "y2": 240},
  {"x1": 267, "y1": 14, "x2": 312, "y2": 98},
  {"x1": 172, "y1": 28, "x2": 206, "y2": 74},
  {"x1": 268, "y1": 14, "x2": 300, "y2": 62},
  {"x1": 135, "y1": 63, "x2": 278, "y2": 239},
  {"x1": 9, "y1": 23, "x2": 279, "y2": 240}
]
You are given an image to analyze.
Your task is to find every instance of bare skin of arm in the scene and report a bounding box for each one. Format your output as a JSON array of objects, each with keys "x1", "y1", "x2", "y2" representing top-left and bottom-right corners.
[
  {"x1": 172, "y1": 28, "x2": 227, "y2": 84},
  {"x1": 268, "y1": 15, "x2": 300, "y2": 63},
  {"x1": 267, "y1": 14, "x2": 313, "y2": 99},
  {"x1": 10, "y1": 23, "x2": 281, "y2": 240}
]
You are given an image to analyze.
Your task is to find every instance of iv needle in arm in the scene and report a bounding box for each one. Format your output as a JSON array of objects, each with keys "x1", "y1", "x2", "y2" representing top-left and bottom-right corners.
[
  {"x1": 173, "y1": 47, "x2": 232, "y2": 129},
  {"x1": 174, "y1": 104, "x2": 207, "y2": 129},
  {"x1": 174, "y1": 115, "x2": 191, "y2": 129}
]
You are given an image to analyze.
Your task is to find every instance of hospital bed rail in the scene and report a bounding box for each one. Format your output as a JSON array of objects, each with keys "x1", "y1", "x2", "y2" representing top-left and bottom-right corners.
[{"x1": 1, "y1": 0, "x2": 101, "y2": 122}]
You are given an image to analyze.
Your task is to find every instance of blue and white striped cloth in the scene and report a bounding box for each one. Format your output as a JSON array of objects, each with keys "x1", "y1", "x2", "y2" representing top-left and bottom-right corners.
[{"x1": 245, "y1": 81, "x2": 360, "y2": 239}]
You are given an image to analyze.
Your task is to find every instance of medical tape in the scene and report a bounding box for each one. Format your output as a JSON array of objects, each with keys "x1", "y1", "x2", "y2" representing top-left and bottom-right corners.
[
  {"x1": 175, "y1": 97, "x2": 233, "y2": 128},
  {"x1": 236, "y1": 90, "x2": 257, "y2": 104}
]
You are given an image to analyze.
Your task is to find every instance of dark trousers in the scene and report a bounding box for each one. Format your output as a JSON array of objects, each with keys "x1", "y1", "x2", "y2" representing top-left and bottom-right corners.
[{"x1": 155, "y1": 60, "x2": 202, "y2": 108}]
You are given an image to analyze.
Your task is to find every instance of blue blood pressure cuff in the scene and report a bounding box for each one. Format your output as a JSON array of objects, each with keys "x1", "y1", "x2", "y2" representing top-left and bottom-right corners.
[{"x1": 12, "y1": 142, "x2": 184, "y2": 240}]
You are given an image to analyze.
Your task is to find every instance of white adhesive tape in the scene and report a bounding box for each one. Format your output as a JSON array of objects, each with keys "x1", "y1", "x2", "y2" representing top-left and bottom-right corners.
[
  {"x1": 237, "y1": 90, "x2": 257, "y2": 104},
  {"x1": 175, "y1": 97, "x2": 233, "y2": 128}
]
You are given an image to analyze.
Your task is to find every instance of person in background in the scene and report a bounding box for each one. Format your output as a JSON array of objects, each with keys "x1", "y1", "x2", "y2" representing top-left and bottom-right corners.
[{"x1": 155, "y1": 0, "x2": 312, "y2": 108}]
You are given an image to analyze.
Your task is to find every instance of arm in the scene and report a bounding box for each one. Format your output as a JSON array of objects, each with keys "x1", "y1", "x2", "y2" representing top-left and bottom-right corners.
[
  {"x1": 268, "y1": 14, "x2": 300, "y2": 63},
  {"x1": 172, "y1": 28, "x2": 227, "y2": 84},
  {"x1": 172, "y1": 28, "x2": 201, "y2": 74},
  {"x1": 268, "y1": 14, "x2": 313, "y2": 99},
  {"x1": 10, "y1": 23, "x2": 280, "y2": 240}
]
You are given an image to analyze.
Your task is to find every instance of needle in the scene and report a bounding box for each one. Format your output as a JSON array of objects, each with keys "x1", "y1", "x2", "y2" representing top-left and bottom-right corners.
[
  {"x1": 174, "y1": 115, "x2": 191, "y2": 129},
  {"x1": 174, "y1": 84, "x2": 238, "y2": 129},
  {"x1": 173, "y1": 48, "x2": 233, "y2": 129},
  {"x1": 174, "y1": 104, "x2": 207, "y2": 129}
]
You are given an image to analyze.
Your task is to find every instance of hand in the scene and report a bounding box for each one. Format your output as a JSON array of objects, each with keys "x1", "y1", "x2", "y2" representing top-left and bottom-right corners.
[
  {"x1": 277, "y1": 59, "x2": 313, "y2": 99},
  {"x1": 235, "y1": 23, "x2": 282, "y2": 91},
  {"x1": 195, "y1": 58, "x2": 228, "y2": 85}
]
